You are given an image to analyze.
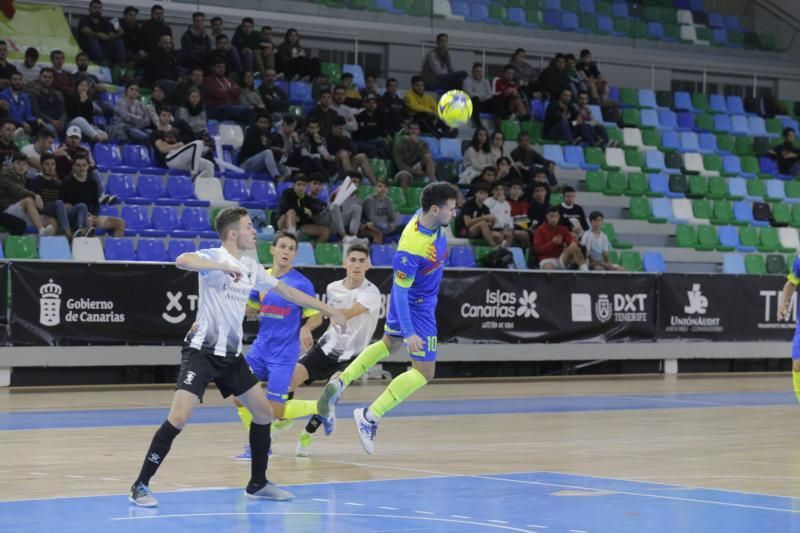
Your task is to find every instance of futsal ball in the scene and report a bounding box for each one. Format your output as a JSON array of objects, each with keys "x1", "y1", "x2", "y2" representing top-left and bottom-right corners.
[{"x1": 437, "y1": 90, "x2": 473, "y2": 128}]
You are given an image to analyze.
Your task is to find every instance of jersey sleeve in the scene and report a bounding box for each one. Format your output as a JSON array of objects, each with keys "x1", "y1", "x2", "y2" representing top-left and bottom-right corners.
[
  {"x1": 789, "y1": 256, "x2": 800, "y2": 285},
  {"x1": 253, "y1": 264, "x2": 279, "y2": 291},
  {"x1": 392, "y1": 250, "x2": 421, "y2": 289},
  {"x1": 356, "y1": 285, "x2": 382, "y2": 313},
  {"x1": 299, "y1": 276, "x2": 320, "y2": 318}
]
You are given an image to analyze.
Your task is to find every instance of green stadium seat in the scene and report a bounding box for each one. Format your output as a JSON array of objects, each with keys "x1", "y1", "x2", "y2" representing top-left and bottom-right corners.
[
  {"x1": 642, "y1": 128, "x2": 660, "y2": 148},
  {"x1": 605, "y1": 171, "x2": 628, "y2": 195},
  {"x1": 370, "y1": 159, "x2": 388, "y2": 178},
  {"x1": 760, "y1": 227, "x2": 793, "y2": 253},
  {"x1": 585, "y1": 170, "x2": 606, "y2": 193},
  {"x1": 692, "y1": 198, "x2": 712, "y2": 220},
  {"x1": 619, "y1": 88, "x2": 639, "y2": 108},
  {"x1": 607, "y1": 127, "x2": 623, "y2": 146},
  {"x1": 746, "y1": 179, "x2": 766, "y2": 200},
  {"x1": 629, "y1": 197, "x2": 651, "y2": 220},
  {"x1": 474, "y1": 245, "x2": 495, "y2": 266},
  {"x1": 734, "y1": 136, "x2": 754, "y2": 156},
  {"x1": 710, "y1": 199, "x2": 734, "y2": 225},
  {"x1": 257, "y1": 241, "x2": 273, "y2": 264},
  {"x1": 388, "y1": 186, "x2": 408, "y2": 209},
  {"x1": 675, "y1": 224, "x2": 696, "y2": 247},
  {"x1": 691, "y1": 93, "x2": 709, "y2": 112},
  {"x1": 752, "y1": 137, "x2": 773, "y2": 157},
  {"x1": 315, "y1": 243, "x2": 343, "y2": 265},
  {"x1": 773, "y1": 203, "x2": 791, "y2": 226},
  {"x1": 786, "y1": 181, "x2": 800, "y2": 201},
  {"x1": 549, "y1": 192, "x2": 563, "y2": 206},
  {"x1": 4, "y1": 235, "x2": 37, "y2": 259},
  {"x1": 501, "y1": 121, "x2": 521, "y2": 142},
  {"x1": 621, "y1": 108, "x2": 641, "y2": 128},
  {"x1": 584, "y1": 146, "x2": 605, "y2": 168},
  {"x1": 791, "y1": 204, "x2": 800, "y2": 228},
  {"x1": 745, "y1": 254, "x2": 766, "y2": 274},
  {"x1": 321, "y1": 62, "x2": 342, "y2": 84},
  {"x1": 716, "y1": 133, "x2": 735, "y2": 154},
  {"x1": 766, "y1": 118, "x2": 783, "y2": 137},
  {"x1": 625, "y1": 148, "x2": 644, "y2": 169},
  {"x1": 741, "y1": 156, "x2": 763, "y2": 179},
  {"x1": 358, "y1": 185, "x2": 374, "y2": 200},
  {"x1": 707, "y1": 176, "x2": 728, "y2": 200},
  {"x1": 601, "y1": 222, "x2": 633, "y2": 249},
  {"x1": 688, "y1": 175, "x2": 708, "y2": 198},
  {"x1": 694, "y1": 113, "x2": 713, "y2": 132},
  {"x1": 620, "y1": 250, "x2": 643, "y2": 271},
  {"x1": 703, "y1": 154, "x2": 723, "y2": 174},
  {"x1": 405, "y1": 187, "x2": 423, "y2": 212},
  {"x1": 766, "y1": 254, "x2": 787, "y2": 275},
  {"x1": 627, "y1": 172, "x2": 648, "y2": 196}
]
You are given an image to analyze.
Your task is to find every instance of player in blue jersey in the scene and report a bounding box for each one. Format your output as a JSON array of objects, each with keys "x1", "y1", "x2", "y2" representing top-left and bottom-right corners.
[
  {"x1": 233, "y1": 231, "x2": 330, "y2": 459},
  {"x1": 778, "y1": 256, "x2": 800, "y2": 402},
  {"x1": 317, "y1": 182, "x2": 458, "y2": 454}
]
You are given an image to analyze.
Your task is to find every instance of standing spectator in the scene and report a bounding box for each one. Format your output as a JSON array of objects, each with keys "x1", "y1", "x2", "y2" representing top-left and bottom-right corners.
[
  {"x1": 169, "y1": 66, "x2": 204, "y2": 108},
  {"x1": 404, "y1": 75, "x2": 456, "y2": 138},
  {"x1": 460, "y1": 127, "x2": 493, "y2": 183},
  {"x1": 485, "y1": 181, "x2": 528, "y2": 247},
  {"x1": 0, "y1": 118, "x2": 18, "y2": 167},
  {"x1": 49, "y1": 51, "x2": 73, "y2": 96},
  {"x1": 21, "y1": 129, "x2": 55, "y2": 172},
  {"x1": 120, "y1": 6, "x2": 145, "y2": 64},
  {"x1": 574, "y1": 90, "x2": 610, "y2": 147},
  {"x1": 29, "y1": 153, "x2": 93, "y2": 238},
  {"x1": 421, "y1": 33, "x2": 467, "y2": 91},
  {"x1": 181, "y1": 12, "x2": 212, "y2": 69},
  {"x1": 457, "y1": 182, "x2": 501, "y2": 245},
  {"x1": 393, "y1": 121, "x2": 436, "y2": 189},
  {"x1": 363, "y1": 177, "x2": 398, "y2": 243},
  {"x1": 151, "y1": 109, "x2": 214, "y2": 179},
  {"x1": 17, "y1": 48, "x2": 41, "y2": 86},
  {"x1": 240, "y1": 71, "x2": 266, "y2": 112},
  {"x1": 239, "y1": 112, "x2": 283, "y2": 178},
  {"x1": 576, "y1": 49, "x2": 609, "y2": 105},
  {"x1": 202, "y1": 58, "x2": 254, "y2": 124},
  {"x1": 340, "y1": 73, "x2": 363, "y2": 108},
  {"x1": 258, "y1": 69, "x2": 289, "y2": 121},
  {"x1": 0, "y1": 72, "x2": 38, "y2": 135},
  {"x1": 581, "y1": 211, "x2": 623, "y2": 271},
  {"x1": 110, "y1": 83, "x2": 151, "y2": 144},
  {"x1": 307, "y1": 89, "x2": 339, "y2": 138},
  {"x1": 557, "y1": 186, "x2": 588, "y2": 237},
  {"x1": 380, "y1": 78, "x2": 405, "y2": 134},
  {"x1": 0, "y1": 40, "x2": 18, "y2": 90},
  {"x1": 537, "y1": 54, "x2": 569, "y2": 100},
  {"x1": 507, "y1": 179, "x2": 530, "y2": 231},
  {"x1": 527, "y1": 182, "x2": 550, "y2": 229},
  {"x1": 143, "y1": 35, "x2": 180, "y2": 93},
  {"x1": 141, "y1": 5, "x2": 173, "y2": 57},
  {"x1": 276, "y1": 28, "x2": 320, "y2": 81},
  {"x1": 327, "y1": 116, "x2": 378, "y2": 184},
  {"x1": 175, "y1": 87, "x2": 208, "y2": 141},
  {"x1": 277, "y1": 174, "x2": 330, "y2": 243},
  {"x1": 61, "y1": 153, "x2": 126, "y2": 237},
  {"x1": 769, "y1": 128, "x2": 800, "y2": 176},
  {"x1": 354, "y1": 94, "x2": 391, "y2": 160},
  {"x1": 300, "y1": 118, "x2": 337, "y2": 178},
  {"x1": 29, "y1": 68, "x2": 67, "y2": 136},
  {"x1": 492, "y1": 65, "x2": 529, "y2": 122},
  {"x1": 0, "y1": 152, "x2": 56, "y2": 235},
  {"x1": 78, "y1": 0, "x2": 125, "y2": 66},
  {"x1": 533, "y1": 207, "x2": 587, "y2": 271},
  {"x1": 511, "y1": 131, "x2": 556, "y2": 185},
  {"x1": 462, "y1": 63, "x2": 493, "y2": 128},
  {"x1": 543, "y1": 88, "x2": 581, "y2": 144},
  {"x1": 361, "y1": 74, "x2": 381, "y2": 101},
  {"x1": 509, "y1": 48, "x2": 538, "y2": 98},
  {"x1": 232, "y1": 17, "x2": 261, "y2": 73}
]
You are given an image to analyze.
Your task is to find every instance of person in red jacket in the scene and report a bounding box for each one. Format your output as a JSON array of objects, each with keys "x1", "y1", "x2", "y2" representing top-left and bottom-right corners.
[
  {"x1": 202, "y1": 56, "x2": 255, "y2": 125},
  {"x1": 533, "y1": 206, "x2": 588, "y2": 271}
]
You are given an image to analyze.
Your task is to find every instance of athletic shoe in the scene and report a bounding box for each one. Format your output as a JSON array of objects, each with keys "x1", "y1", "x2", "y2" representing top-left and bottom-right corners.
[
  {"x1": 271, "y1": 418, "x2": 293, "y2": 439},
  {"x1": 318, "y1": 378, "x2": 344, "y2": 418},
  {"x1": 234, "y1": 444, "x2": 272, "y2": 461},
  {"x1": 38, "y1": 225, "x2": 55, "y2": 237},
  {"x1": 322, "y1": 412, "x2": 336, "y2": 436},
  {"x1": 353, "y1": 408, "x2": 378, "y2": 455},
  {"x1": 296, "y1": 431, "x2": 312, "y2": 457},
  {"x1": 245, "y1": 481, "x2": 294, "y2": 501},
  {"x1": 129, "y1": 482, "x2": 158, "y2": 507}
]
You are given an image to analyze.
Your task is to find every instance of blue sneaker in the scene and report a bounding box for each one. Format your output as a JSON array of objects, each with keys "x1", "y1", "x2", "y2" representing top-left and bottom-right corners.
[
  {"x1": 129, "y1": 482, "x2": 158, "y2": 507},
  {"x1": 234, "y1": 444, "x2": 272, "y2": 461},
  {"x1": 322, "y1": 412, "x2": 336, "y2": 436},
  {"x1": 318, "y1": 379, "x2": 344, "y2": 418},
  {"x1": 353, "y1": 408, "x2": 378, "y2": 454}
]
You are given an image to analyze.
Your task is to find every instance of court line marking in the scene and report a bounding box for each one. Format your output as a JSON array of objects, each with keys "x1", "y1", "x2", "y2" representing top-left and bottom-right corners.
[
  {"x1": 414, "y1": 510, "x2": 434, "y2": 515},
  {"x1": 109, "y1": 511, "x2": 534, "y2": 531},
  {"x1": 604, "y1": 394, "x2": 746, "y2": 407},
  {"x1": 527, "y1": 525, "x2": 547, "y2": 529}
]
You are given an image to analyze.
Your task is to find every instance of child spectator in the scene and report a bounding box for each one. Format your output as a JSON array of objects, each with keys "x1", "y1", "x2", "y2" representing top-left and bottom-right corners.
[
  {"x1": 533, "y1": 207, "x2": 587, "y2": 271},
  {"x1": 581, "y1": 211, "x2": 623, "y2": 271}
]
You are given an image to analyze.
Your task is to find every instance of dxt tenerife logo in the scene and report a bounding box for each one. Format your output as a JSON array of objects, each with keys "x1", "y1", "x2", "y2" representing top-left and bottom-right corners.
[
  {"x1": 461, "y1": 289, "x2": 539, "y2": 330},
  {"x1": 666, "y1": 283, "x2": 721, "y2": 333},
  {"x1": 163, "y1": 291, "x2": 199, "y2": 324},
  {"x1": 39, "y1": 278, "x2": 124, "y2": 327},
  {"x1": 570, "y1": 292, "x2": 649, "y2": 323}
]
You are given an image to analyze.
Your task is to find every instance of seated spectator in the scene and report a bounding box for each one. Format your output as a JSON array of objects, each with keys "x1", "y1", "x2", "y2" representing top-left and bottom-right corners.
[
  {"x1": 581, "y1": 210, "x2": 623, "y2": 271},
  {"x1": 260, "y1": 26, "x2": 273, "y2": 44},
  {"x1": 49, "y1": 51, "x2": 73, "y2": 96},
  {"x1": 462, "y1": 63, "x2": 493, "y2": 128},
  {"x1": 65, "y1": 79, "x2": 108, "y2": 142},
  {"x1": 273, "y1": 115, "x2": 303, "y2": 176},
  {"x1": 507, "y1": 179, "x2": 530, "y2": 231},
  {"x1": 21, "y1": 129, "x2": 55, "y2": 172},
  {"x1": 576, "y1": 49, "x2": 609, "y2": 105},
  {"x1": 143, "y1": 35, "x2": 180, "y2": 93},
  {"x1": 361, "y1": 74, "x2": 381, "y2": 101},
  {"x1": 421, "y1": 33, "x2": 467, "y2": 91},
  {"x1": 574, "y1": 90, "x2": 610, "y2": 147},
  {"x1": 214, "y1": 34, "x2": 244, "y2": 77},
  {"x1": 380, "y1": 78, "x2": 405, "y2": 134},
  {"x1": 29, "y1": 153, "x2": 92, "y2": 238},
  {"x1": 256, "y1": 40, "x2": 277, "y2": 79},
  {"x1": 210, "y1": 16, "x2": 225, "y2": 42},
  {"x1": 543, "y1": 88, "x2": 582, "y2": 144},
  {"x1": 510, "y1": 131, "x2": 556, "y2": 185},
  {"x1": 527, "y1": 182, "x2": 550, "y2": 229},
  {"x1": 326, "y1": 171, "x2": 371, "y2": 243},
  {"x1": 363, "y1": 177, "x2": 398, "y2": 244},
  {"x1": 276, "y1": 28, "x2": 320, "y2": 81},
  {"x1": 509, "y1": 48, "x2": 538, "y2": 99},
  {"x1": 151, "y1": 109, "x2": 214, "y2": 179},
  {"x1": 142, "y1": 4, "x2": 173, "y2": 57},
  {"x1": 557, "y1": 186, "x2": 588, "y2": 237},
  {"x1": 537, "y1": 54, "x2": 569, "y2": 100},
  {"x1": 564, "y1": 54, "x2": 587, "y2": 99},
  {"x1": 484, "y1": 182, "x2": 528, "y2": 247},
  {"x1": 258, "y1": 69, "x2": 289, "y2": 122},
  {"x1": 181, "y1": 12, "x2": 212, "y2": 69},
  {"x1": 169, "y1": 66, "x2": 204, "y2": 108},
  {"x1": 340, "y1": 73, "x2": 363, "y2": 108},
  {"x1": 239, "y1": 71, "x2": 266, "y2": 112},
  {"x1": 29, "y1": 68, "x2": 67, "y2": 136},
  {"x1": 492, "y1": 65, "x2": 529, "y2": 123},
  {"x1": 61, "y1": 153, "x2": 126, "y2": 237},
  {"x1": 202, "y1": 57, "x2": 254, "y2": 124},
  {"x1": 533, "y1": 207, "x2": 587, "y2": 271},
  {"x1": 0, "y1": 118, "x2": 19, "y2": 167},
  {"x1": 354, "y1": 94, "x2": 392, "y2": 160},
  {"x1": 307, "y1": 89, "x2": 338, "y2": 138},
  {"x1": 0, "y1": 152, "x2": 56, "y2": 235},
  {"x1": 120, "y1": 6, "x2": 145, "y2": 64},
  {"x1": 18, "y1": 48, "x2": 41, "y2": 87},
  {"x1": 331, "y1": 85, "x2": 360, "y2": 137},
  {"x1": 769, "y1": 128, "x2": 800, "y2": 176},
  {"x1": 0, "y1": 40, "x2": 18, "y2": 91},
  {"x1": 327, "y1": 115, "x2": 378, "y2": 184},
  {"x1": 457, "y1": 182, "x2": 501, "y2": 245},
  {"x1": 110, "y1": 82, "x2": 151, "y2": 144},
  {"x1": 496, "y1": 156, "x2": 524, "y2": 186},
  {"x1": 301, "y1": 118, "x2": 337, "y2": 178},
  {"x1": 469, "y1": 166, "x2": 497, "y2": 197},
  {"x1": 490, "y1": 130, "x2": 506, "y2": 160},
  {"x1": 55, "y1": 126, "x2": 101, "y2": 187},
  {"x1": 232, "y1": 17, "x2": 261, "y2": 73},
  {"x1": 175, "y1": 88, "x2": 208, "y2": 141},
  {"x1": 145, "y1": 85, "x2": 169, "y2": 128},
  {"x1": 404, "y1": 75, "x2": 456, "y2": 138},
  {"x1": 393, "y1": 121, "x2": 436, "y2": 189},
  {"x1": 276, "y1": 174, "x2": 330, "y2": 243},
  {"x1": 460, "y1": 127, "x2": 493, "y2": 183},
  {"x1": 0, "y1": 72, "x2": 39, "y2": 136},
  {"x1": 239, "y1": 112, "x2": 284, "y2": 178},
  {"x1": 78, "y1": 0, "x2": 125, "y2": 66},
  {"x1": 73, "y1": 52, "x2": 109, "y2": 105}
]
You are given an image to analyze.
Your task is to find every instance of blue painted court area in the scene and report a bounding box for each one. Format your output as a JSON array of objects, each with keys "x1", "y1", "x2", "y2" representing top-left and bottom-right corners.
[
  {"x1": 2, "y1": 471, "x2": 800, "y2": 532},
  {"x1": 0, "y1": 390, "x2": 795, "y2": 431}
]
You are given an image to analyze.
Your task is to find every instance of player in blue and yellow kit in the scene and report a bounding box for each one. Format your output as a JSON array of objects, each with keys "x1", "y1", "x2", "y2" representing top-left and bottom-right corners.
[
  {"x1": 234, "y1": 231, "x2": 331, "y2": 458},
  {"x1": 318, "y1": 182, "x2": 459, "y2": 454},
  {"x1": 778, "y1": 256, "x2": 800, "y2": 402}
]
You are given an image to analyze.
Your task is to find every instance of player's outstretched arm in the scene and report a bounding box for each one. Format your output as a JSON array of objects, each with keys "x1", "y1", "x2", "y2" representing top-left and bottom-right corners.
[
  {"x1": 175, "y1": 252, "x2": 243, "y2": 280},
  {"x1": 778, "y1": 280, "x2": 797, "y2": 321},
  {"x1": 272, "y1": 282, "x2": 346, "y2": 327}
]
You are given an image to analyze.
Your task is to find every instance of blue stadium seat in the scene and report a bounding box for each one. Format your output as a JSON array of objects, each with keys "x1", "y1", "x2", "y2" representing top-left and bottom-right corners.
[
  {"x1": 542, "y1": 144, "x2": 567, "y2": 167},
  {"x1": 342, "y1": 65, "x2": 366, "y2": 89},
  {"x1": 531, "y1": 99, "x2": 547, "y2": 121},
  {"x1": 645, "y1": 151, "x2": 679, "y2": 174},
  {"x1": 150, "y1": 206, "x2": 182, "y2": 236},
  {"x1": 465, "y1": 2, "x2": 491, "y2": 23},
  {"x1": 199, "y1": 239, "x2": 221, "y2": 249},
  {"x1": 643, "y1": 251, "x2": 665, "y2": 273},
  {"x1": 181, "y1": 207, "x2": 217, "y2": 238},
  {"x1": 722, "y1": 154, "x2": 742, "y2": 176},
  {"x1": 698, "y1": 132, "x2": 718, "y2": 154},
  {"x1": 712, "y1": 28, "x2": 728, "y2": 46},
  {"x1": 722, "y1": 253, "x2": 746, "y2": 274},
  {"x1": 104, "y1": 237, "x2": 137, "y2": 261},
  {"x1": 759, "y1": 156, "x2": 778, "y2": 177},
  {"x1": 713, "y1": 114, "x2": 731, "y2": 133},
  {"x1": 724, "y1": 14, "x2": 741, "y2": 31},
  {"x1": 708, "y1": 12, "x2": 725, "y2": 29},
  {"x1": 728, "y1": 177, "x2": 748, "y2": 199},
  {"x1": 733, "y1": 201, "x2": 755, "y2": 225},
  {"x1": 689, "y1": 0, "x2": 704, "y2": 10},
  {"x1": 730, "y1": 115, "x2": 749, "y2": 136},
  {"x1": 611, "y1": 2, "x2": 627, "y2": 17},
  {"x1": 507, "y1": 7, "x2": 527, "y2": 26},
  {"x1": 449, "y1": 246, "x2": 477, "y2": 268},
  {"x1": 165, "y1": 175, "x2": 208, "y2": 206},
  {"x1": 542, "y1": 10, "x2": 561, "y2": 28},
  {"x1": 276, "y1": 180, "x2": 293, "y2": 198},
  {"x1": 638, "y1": 90, "x2": 657, "y2": 109},
  {"x1": 99, "y1": 205, "x2": 119, "y2": 218},
  {"x1": 122, "y1": 144, "x2": 156, "y2": 169},
  {"x1": 120, "y1": 205, "x2": 152, "y2": 236},
  {"x1": 674, "y1": 92, "x2": 693, "y2": 112},
  {"x1": 709, "y1": 94, "x2": 727, "y2": 113},
  {"x1": 439, "y1": 138, "x2": 463, "y2": 161},
  {"x1": 578, "y1": 0, "x2": 594, "y2": 13},
  {"x1": 206, "y1": 120, "x2": 219, "y2": 137},
  {"x1": 661, "y1": 130, "x2": 680, "y2": 151},
  {"x1": 288, "y1": 81, "x2": 313, "y2": 105},
  {"x1": 38, "y1": 236, "x2": 72, "y2": 260},
  {"x1": 137, "y1": 238, "x2": 169, "y2": 262},
  {"x1": 676, "y1": 112, "x2": 695, "y2": 131},
  {"x1": 651, "y1": 198, "x2": 676, "y2": 222},
  {"x1": 295, "y1": 242, "x2": 317, "y2": 266},
  {"x1": 766, "y1": 180, "x2": 786, "y2": 201},
  {"x1": 596, "y1": 15, "x2": 613, "y2": 35},
  {"x1": 421, "y1": 136, "x2": 441, "y2": 160},
  {"x1": 746, "y1": 116, "x2": 769, "y2": 138},
  {"x1": 726, "y1": 96, "x2": 745, "y2": 115},
  {"x1": 376, "y1": 0, "x2": 406, "y2": 13},
  {"x1": 370, "y1": 244, "x2": 395, "y2": 266},
  {"x1": 678, "y1": 132, "x2": 700, "y2": 153},
  {"x1": 167, "y1": 239, "x2": 196, "y2": 261},
  {"x1": 657, "y1": 109, "x2": 677, "y2": 131},
  {"x1": 718, "y1": 226, "x2": 747, "y2": 251},
  {"x1": 93, "y1": 144, "x2": 122, "y2": 171},
  {"x1": 560, "y1": 11, "x2": 579, "y2": 31},
  {"x1": 136, "y1": 174, "x2": 166, "y2": 203},
  {"x1": 223, "y1": 179, "x2": 251, "y2": 202},
  {"x1": 106, "y1": 174, "x2": 136, "y2": 200},
  {"x1": 648, "y1": 173, "x2": 669, "y2": 196},
  {"x1": 509, "y1": 247, "x2": 527, "y2": 269},
  {"x1": 563, "y1": 145, "x2": 587, "y2": 170},
  {"x1": 641, "y1": 109, "x2": 659, "y2": 129},
  {"x1": 646, "y1": 22, "x2": 665, "y2": 41},
  {"x1": 248, "y1": 180, "x2": 278, "y2": 209}
]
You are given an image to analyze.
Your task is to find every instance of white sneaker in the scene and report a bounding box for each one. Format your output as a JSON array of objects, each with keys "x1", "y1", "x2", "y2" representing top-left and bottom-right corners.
[
  {"x1": 245, "y1": 481, "x2": 294, "y2": 501},
  {"x1": 38, "y1": 225, "x2": 56, "y2": 236},
  {"x1": 579, "y1": 263, "x2": 589, "y2": 272},
  {"x1": 353, "y1": 407, "x2": 378, "y2": 455},
  {"x1": 296, "y1": 431, "x2": 312, "y2": 457}
]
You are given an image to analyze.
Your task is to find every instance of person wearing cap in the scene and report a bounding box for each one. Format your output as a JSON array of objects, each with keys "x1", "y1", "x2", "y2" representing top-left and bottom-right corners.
[
  {"x1": 17, "y1": 48, "x2": 41, "y2": 87},
  {"x1": 56, "y1": 126, "x2": 102, "y2": 190},
  {"x1": 0, "y1": 152, "x2": 56, "y2": 236},
  {"x1": 121, "y1": 6, "x2": 146, "y2": 63},
  {"x1": 354, "y1": 94, "x2": 391, "y2": 160},
  {"x1": 141, "y1": 5, "x2": 173, "y2": 57},
  {"x1": 78, "y1": 0, "x2": 125, "y2": 66}
]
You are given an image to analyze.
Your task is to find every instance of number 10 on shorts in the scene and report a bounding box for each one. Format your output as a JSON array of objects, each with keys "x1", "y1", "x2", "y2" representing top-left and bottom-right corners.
[{"x1": 427, "y1": 336, "x2": 437, "y2": 352}]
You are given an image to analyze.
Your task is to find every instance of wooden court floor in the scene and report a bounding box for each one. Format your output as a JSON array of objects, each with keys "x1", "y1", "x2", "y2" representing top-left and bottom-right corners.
[{"x1": 1, "y1": 374, "x2": 799, "y2": 502}]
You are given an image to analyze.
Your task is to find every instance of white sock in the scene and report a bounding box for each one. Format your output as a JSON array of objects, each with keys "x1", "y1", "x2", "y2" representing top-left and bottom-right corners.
[{"x1": 364, "y1": 408, "x2": 379, "y2": 423}]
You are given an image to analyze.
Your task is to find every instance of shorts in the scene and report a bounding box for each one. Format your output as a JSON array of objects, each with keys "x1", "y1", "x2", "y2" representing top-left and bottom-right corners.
[
  {"x1": 176, "y1": 345, "x2": 259, "y2": 402},
  {"x1": 246, "y1": 349, "x2": 295, "y2": 404},
  {"x1": 298, "y1": 343, "x2": 350, "y2": 385},
  {"x1": 4, "y1": 200, "x2": 32, "y2": 226},
  {"x1": 539, "y1": 254, "x2": 567, "y2": 270},
  {"x1": 384, "y1": 306, "x2": 438, "y2": 361},
  {"x1": 792, "y1": 328, "x2": 800, "y2": 359}
]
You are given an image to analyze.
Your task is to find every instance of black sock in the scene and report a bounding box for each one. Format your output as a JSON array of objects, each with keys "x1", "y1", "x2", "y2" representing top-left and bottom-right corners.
[
  {"x1": 305, "y1": 415, "x2": 323, "y2": 434},
  {"x1": 248, "y1": 422, "x2": 271, "y2": 490},
  {"x1": 135, "y1": 420, "x2": 181, "y2": 486},
  {"x1": 287, "y1": 391, "x2": 294, "y2": 401}
]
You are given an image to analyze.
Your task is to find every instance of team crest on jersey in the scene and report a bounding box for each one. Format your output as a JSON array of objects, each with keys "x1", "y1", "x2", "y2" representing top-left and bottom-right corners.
[
  {"x1": 396, "y1": 271, "x2": 407, "y2": 280},
  {"x1": 400, "y1": 256, "x2": 408, "y2": 264}
]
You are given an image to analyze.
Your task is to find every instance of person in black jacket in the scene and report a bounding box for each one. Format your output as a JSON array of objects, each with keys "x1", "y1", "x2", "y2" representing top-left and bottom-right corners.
[
  {"x1": 258, "y1": 69, "x2": 289, "y2": 122},
  {"x1": 380, "y1": 78, "x2": 405, "y2": 134},
  {"x1": 180, "y1": 12, "x2": 212, "y2": 69},
  {"x1": 354, "y1": 95, "x2": 391, "y2": 160},
  {"x1": 543, "y1": 88, "x2": 582, "y2": 144},
  {"x1": 143, "y1": 35, "x2": 179, "y2": 94},
  {"x1": 239, "y1": 112, "x2": 284, "y2": 178}
]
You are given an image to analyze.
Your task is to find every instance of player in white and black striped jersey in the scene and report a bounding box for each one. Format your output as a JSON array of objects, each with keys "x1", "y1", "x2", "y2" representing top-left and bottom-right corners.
[{"x1": 128, "y1": 207, "x2": 345, "y2": 508}]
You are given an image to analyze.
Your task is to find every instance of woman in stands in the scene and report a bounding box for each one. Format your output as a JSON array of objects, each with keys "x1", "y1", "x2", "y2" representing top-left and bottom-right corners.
[
  {"x1": 175, "y1": 88, "x2": 209, "y2": 142},
  {"x1": 65, "y1": 79, "x2": 108, "y2": 143},
  {"x1": 110, "y1": 82, "x2": 151, "y2": 145},
  {"x1": 239, "y1": 71, "x2": 267, "y2": 113},
  {"x1": 276, "y1": 28, "x2": 320, "y2": 82},
  {"x1": 459, "y1": 127, "x2": 494, "y2": 184}
]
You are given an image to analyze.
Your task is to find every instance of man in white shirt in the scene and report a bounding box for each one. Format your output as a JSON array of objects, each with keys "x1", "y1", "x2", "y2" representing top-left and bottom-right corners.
[
  {"x1": 462, "y1": 63, "x2": 493, "y2": 127},
  {"x1": 129, "y1": 207, "x2": 345, "y2": 508},
  {"x1": 291, "y1": 243, "x2": 382, "y2": 457}
]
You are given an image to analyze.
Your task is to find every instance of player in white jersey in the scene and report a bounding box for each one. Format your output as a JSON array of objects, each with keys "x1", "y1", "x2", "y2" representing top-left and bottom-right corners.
[
  {"x1": 129, "y1": 207, "x2": 345, "y2": 507},
  {"x1": 290, "y1": 243, "x2": 382, "y2": 457}
]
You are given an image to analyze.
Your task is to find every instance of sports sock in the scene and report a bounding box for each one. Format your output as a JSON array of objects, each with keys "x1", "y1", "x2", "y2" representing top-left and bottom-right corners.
[
  {"x1": 305, "y1": 415, "x2": 323, "y2": 434},
  {"x1": 368, "y1": 368, "x2": 428, "y2": 420},
  {"x1": 135, "y1": 420, "x2": 181, "y2": 486},
  {"x1": 249, "y1": 422, "x2": 271, "y2": 487},
  {"x1": 793, "y1": 371, "x2": 800, "y2": 403},
  {"x1": 236, "y1": 404, "x2": 253, "y2": 431},
  {"x1": 283, "y1": 399, "x2": 318, "y2": 419},
  {"x1": 339, "y1": 341, "x2": 390, "y2": 387}
]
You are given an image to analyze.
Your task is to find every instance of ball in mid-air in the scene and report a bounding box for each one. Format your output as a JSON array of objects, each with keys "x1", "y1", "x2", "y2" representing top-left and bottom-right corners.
[{"x1": 437, "y1": 90, "x2": 473, "y2": 128}]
